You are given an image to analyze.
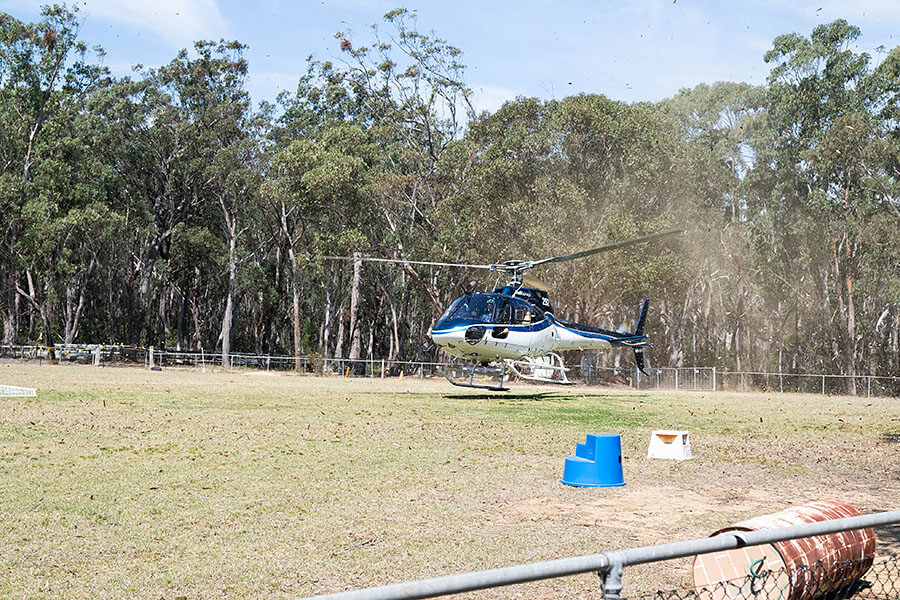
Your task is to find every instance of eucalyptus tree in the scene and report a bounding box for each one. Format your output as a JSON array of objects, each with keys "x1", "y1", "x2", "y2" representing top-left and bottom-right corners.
[
  {"x1": 263, "y1": 121, "x2": 375, "y2": 365},
  {"x1": 158, "y1": 41, "x2": 262, "y2": 366},
  {"x1": 264, "y1": 8, "x2": 478, "y2": 362},
  {"x1": 761, "y1": 20, "x2": 898, "y2": 392},
  {"x1": 0, "y1": 6, "x2": 111, "y2": 344},
  {"x1": 657, "y1": 82, "x2": 767, "y2": 369},
  {"x1": 92, "y1": 40, "x2": 262, "y2": 361},
  {"x1": 454, "y1": 94, "x2": 688, "y2": 366},
  {"x1": 333, "y1": 8, "x2": 476, "y2": 314}
]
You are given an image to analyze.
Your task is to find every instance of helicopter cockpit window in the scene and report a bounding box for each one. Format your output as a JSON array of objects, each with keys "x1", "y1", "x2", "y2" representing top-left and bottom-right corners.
[
  {"x1": 495, "y1": 299, "x2": 513, "y2": 324},
  {"x1": 512, "y1": 300, "x2": 544, "y2": 324},
  {"x1": 513, "y1": 304, "x2": 529, "y2": 324},
  {"x1": 450, "y1": 294, "x2": 497, "y2": 323}
]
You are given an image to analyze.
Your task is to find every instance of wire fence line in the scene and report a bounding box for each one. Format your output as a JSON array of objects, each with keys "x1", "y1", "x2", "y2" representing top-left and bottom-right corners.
[
  {"x1": 640, "y1": 557, "x2": 900, "y2": 600},
  {"x1": 1, "y1": 344, "x2": 898, "y2": 397}
]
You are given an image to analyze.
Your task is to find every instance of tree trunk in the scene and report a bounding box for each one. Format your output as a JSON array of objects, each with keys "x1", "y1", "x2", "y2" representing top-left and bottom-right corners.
[
  {"x1": 157, "y1": 282, "x2": 169, "y2": 347},
  {"x1": 323, "y1": 263, "x2": 334, "y2": 359},
  {"x1": 335, "y1": 308, "x2": 346, "y2": 359},
  {"x1": 287, "y1": 245, "x2": 303, "y2": 370},
  {"x1": 389, "y1": 300, "x2": 400, "y2": 361},
  {"x1": 191, "y1": 267, "x2": 202, "y2": 350},
  {"x1": 19, "y1": 270, "x2": 52, "y2": 345},
  {"x1": 1, "y1": 299, "x2": 14, "y2": 346},
  {"x1": 1, "y1": 310, "x2": 14, "y2": 346},
  {"x1": 1, "y1": 268, "x2": 17, "y2": 345},
  {"x1": 176, "y1": 290, "x2": 186, "y2": 351},
  {"x1": 831, "y1": 235, "x2": 857, "y2": 395},
  {"x1": 220, "y1": 212, "x2": 238, "y2": 370},
  {"x1": 63, "y1": 282, "x2": 88, "y2": 345},
  {"x1": 348, "y1": 253, "x2": 363, "y2": 364},
  {"x1": 106, "y1": 269, "x2": 119, "y2": 343}
]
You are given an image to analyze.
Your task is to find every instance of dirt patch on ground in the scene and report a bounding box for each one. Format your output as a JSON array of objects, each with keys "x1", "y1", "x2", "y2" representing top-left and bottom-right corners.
[{"x1": 510, "y1": 485, "x2": 778, "y2": 533}]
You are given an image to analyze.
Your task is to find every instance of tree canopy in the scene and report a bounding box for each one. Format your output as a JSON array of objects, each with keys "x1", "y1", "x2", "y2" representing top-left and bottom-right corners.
[{"x1": 1, "y1": 6, "x2": 898, "y2": 390}]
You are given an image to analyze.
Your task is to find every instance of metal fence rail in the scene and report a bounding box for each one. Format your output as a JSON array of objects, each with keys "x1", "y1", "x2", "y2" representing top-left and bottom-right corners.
[
  {"x1": 2, "y1": 344, "x2": 898, "y2": 396},
  {"x1": 298, "y1": 511, "x2": 900, "y2": 600}
]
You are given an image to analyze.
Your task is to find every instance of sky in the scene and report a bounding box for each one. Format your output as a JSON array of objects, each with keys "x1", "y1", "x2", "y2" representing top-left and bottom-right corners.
[{"x1": 7, "y1": 0, "x2": 900, "y2": 114}]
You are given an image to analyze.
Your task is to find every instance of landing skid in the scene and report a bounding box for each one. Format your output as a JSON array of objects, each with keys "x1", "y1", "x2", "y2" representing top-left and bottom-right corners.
[
  {"x1": 507, "y1": 352, "x2": 574, "y2": 385},
  {"x1": 443, "y1": 353, "x2": 574, "y2": 390},
  {"x1": 443, "y1": 362, "x2": 509, "y2": 391}
]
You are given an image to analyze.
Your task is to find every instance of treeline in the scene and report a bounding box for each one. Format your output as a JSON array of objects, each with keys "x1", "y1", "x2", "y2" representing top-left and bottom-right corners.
[{"x1": 1, "y1": 7, "x2": 899, "y2": 391}]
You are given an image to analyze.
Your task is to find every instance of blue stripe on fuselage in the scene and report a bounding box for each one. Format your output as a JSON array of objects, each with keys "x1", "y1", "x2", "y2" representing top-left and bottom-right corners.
[{"x1": 548, "y1": 319, "x2": 615, "y2": 341}]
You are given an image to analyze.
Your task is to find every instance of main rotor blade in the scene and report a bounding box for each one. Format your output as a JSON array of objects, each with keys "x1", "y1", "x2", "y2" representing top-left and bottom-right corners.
[
  {"x1": 521, "y1": 274, "x2": 550, "y2": 291},
  {"x1": 323, "y1": 256, "x2": 495, "y2": 270},
  {"x1": 529, "y1": 229, "x2": 684, "y2": 267}
]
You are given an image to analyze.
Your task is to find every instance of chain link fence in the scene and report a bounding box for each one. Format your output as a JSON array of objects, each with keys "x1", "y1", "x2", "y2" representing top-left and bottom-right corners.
[
  {"x1": 574, "y1": 364, "x2": 718, "y2": 391},
  {"x1": 716, "y1": 371, "x2": 900, "y2": 398},
  {"x1": 641, "y1": 556, "x2": 899, "y2": 600}
]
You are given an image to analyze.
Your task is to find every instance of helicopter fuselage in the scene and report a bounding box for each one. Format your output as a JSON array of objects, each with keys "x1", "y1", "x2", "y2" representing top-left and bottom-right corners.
[
  {"x1": 327, "y1": 229, "x2": 682, "y2": 386},
  {"x1": 429, "y1": 290, "x2": 648, "y2": 362}
]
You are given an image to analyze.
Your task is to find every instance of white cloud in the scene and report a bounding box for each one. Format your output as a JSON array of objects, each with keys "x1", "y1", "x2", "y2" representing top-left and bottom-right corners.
[{"x1": 80, "y1": 0, "x2": 229, "y2": 49}]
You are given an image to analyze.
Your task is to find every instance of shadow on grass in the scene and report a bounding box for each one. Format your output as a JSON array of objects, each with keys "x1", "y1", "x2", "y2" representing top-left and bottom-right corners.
[
  {"x1": 445, "y1": 391, "x2": 561, "y2": 401},
  {"x1": 445, "y1": 391, "x2": 649, "y2": 402}
]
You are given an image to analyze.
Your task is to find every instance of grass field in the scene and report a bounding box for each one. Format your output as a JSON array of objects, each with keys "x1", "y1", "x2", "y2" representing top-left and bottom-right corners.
[{"x1": 1, "y1": 363, "x2": 898, "y2": 599}]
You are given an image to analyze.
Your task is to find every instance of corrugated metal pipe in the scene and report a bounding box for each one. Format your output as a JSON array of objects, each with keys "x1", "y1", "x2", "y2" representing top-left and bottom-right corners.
[{"x1": 695, "y1": 500, "x2": 877, "y2": 600}]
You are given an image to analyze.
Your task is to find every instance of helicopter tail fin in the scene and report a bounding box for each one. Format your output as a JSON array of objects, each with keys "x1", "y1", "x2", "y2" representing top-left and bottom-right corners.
[
  {"x1": 634, "y1": 298, "x2": 649, "y2": 337},
  {"x1": 635, "y1": 348, "x2": 647, "y2": 375},
  {"x1": 634, "y1": 299, "x2": 649, "y2": 375}
]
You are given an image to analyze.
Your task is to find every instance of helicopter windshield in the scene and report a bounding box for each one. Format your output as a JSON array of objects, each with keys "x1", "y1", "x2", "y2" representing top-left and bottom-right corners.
[
  {"x1": 444, "y1": 294, "x2": 544, "y2": 325},
  {"x1": 449, "y1": 294, "x2": 499, "y2": 323},
  {"x1": 438, "y1": 297, "x2": 464, "y2": 322}
]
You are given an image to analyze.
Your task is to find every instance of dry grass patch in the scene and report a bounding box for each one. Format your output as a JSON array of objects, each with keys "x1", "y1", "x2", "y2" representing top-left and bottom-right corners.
[{"x1": 1, "y1": 364, "x2": 898, "y2": 599}]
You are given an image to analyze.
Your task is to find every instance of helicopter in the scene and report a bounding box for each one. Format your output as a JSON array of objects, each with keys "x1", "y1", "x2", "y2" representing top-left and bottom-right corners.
[{"x1": 329, "y1": 229, "x2": 683, "y2": 390}]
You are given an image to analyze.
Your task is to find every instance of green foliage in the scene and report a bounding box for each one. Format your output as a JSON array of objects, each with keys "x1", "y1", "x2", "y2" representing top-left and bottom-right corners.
[{"x1": 0, "y1": 8, "x2": 898, "y2": 380}]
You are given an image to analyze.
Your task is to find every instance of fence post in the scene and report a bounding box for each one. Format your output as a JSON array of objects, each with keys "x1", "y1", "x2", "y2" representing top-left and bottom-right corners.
[
  {"x1": 599, "y1": 554, "x2": 624, "y2": 600},
  {"x1": 822, "y1": 374, "x2": 825, "y2": 395},
  {"x1": 712, "y1": 367, "x2": 716, "y2": 392},
  {"x1": 635, "y1": 367, "x2": 640, "y2": 390},
  {"x1": 674, "y1": 369, "x2": 678, "y2": 391},
  {"x1": 867, "y1": 376, "x2": 871, "y2": 398}
]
